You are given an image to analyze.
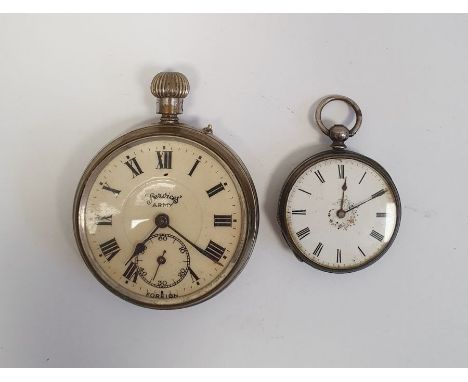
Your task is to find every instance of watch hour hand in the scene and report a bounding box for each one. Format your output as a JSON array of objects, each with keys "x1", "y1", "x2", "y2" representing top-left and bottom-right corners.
[
  {"x1": 337, "y1": 178, "x2": 347, "y2": 217},
  {"x1": 125, "y1": 226, "x2": 159, "y2": 265}
]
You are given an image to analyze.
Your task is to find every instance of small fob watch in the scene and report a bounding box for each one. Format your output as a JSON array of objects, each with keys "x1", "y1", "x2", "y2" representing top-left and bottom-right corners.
[
  {"x1": 278, "y1": 95, "x2": 401, "y2": 273},
  {"x1": 74, "y1": 72, "x2": 259, "y2": 308}
]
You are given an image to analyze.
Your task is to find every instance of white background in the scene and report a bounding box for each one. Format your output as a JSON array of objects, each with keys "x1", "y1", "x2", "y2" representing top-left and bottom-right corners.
[{"x1": 1, "y1": 14, "x2": 467, "y2": 367}]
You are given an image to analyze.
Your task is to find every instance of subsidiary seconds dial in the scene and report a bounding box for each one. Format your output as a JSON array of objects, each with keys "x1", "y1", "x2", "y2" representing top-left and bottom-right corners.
[{"x1": 136, "y1": 233, "x2": 191, "y2": 289}]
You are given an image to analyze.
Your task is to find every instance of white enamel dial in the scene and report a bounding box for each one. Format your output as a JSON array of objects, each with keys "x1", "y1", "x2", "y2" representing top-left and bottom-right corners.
[
  {"x1": 283, "y1": 154, "x2": 399, "y2": 271},
  {"x1": 78, "y1": 135, "x2": 249, "y2": 307}
]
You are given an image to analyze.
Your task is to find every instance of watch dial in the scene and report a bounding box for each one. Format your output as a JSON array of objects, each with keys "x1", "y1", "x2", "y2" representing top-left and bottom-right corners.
[
  {"x1": 79, "y1": 136, "x2": 247, "y2": 307},
  {"x1": 284, "y1": 155, "x2": 399, "y2": 271}
]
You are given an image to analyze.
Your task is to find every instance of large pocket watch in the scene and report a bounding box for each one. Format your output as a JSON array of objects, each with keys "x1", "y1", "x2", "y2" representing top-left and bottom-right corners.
[
  {"x1": 278, "y1": 95, "x2": 401, "y2": 273},
  {"x1": 73, "y1": 72, "x2": 259, "y2": 309}
]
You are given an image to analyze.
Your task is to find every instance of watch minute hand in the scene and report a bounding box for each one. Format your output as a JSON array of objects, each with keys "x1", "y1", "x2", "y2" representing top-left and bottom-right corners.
[
  {"x1": 167, "y1": 224, "x2": 223, "y2": 266},
  {"x1": 345, "y1": 189, "x2": 387, "y2": 213}
]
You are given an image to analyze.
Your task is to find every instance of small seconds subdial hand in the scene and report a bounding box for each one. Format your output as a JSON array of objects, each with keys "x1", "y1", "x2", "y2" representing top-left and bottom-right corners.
[
  {"x1": 345, "y1": 189, "x2": 387, "y2": 213},
  {"x1": 151, "y1": 250, "x2": 167, "y2": 282}
]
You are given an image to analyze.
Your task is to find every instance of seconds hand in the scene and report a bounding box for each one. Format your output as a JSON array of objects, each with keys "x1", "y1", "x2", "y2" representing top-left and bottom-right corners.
[{"x1": 151, "y1": 250, "x2": 167, "y2": 282}]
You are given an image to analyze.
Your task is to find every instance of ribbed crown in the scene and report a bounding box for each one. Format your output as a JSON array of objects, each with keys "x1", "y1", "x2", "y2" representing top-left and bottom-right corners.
[{"x1": 151, "y1": 72, "x2": 190, "y2": 99}]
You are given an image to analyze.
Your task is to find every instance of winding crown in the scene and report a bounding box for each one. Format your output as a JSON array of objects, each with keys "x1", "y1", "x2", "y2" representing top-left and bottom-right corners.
[
  {"x1": 151, "y1": 72, "x2": 190, "y2": 99},
  {"x1": 151, "y1": 72, "x2": 190, "y2": 122}
]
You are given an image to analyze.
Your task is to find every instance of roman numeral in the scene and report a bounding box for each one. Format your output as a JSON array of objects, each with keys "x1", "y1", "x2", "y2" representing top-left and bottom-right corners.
[
  {"x1": 292, "y1": 209, "x2": 306, "y2": 215},
  {"x1": 338, "y1": 164, "x2": 345, "y2": 179},
  {"x1": 99, "y1": 238, "x2": 120, "y2": 261},
  {"x1": 188, "y1": 156, "x2": 202, "y2": 176},
  {"x1": 296, "y1": 227, "x2": 310, "y2": 240},
  {"x1": 376, "y1": 212, "x2": 387, "y2": 218},
  {"x1": 96, "y1": 215, "x2": 112, "y2": 225},
  {"x1": 370, "y1": 230, "x2": 384, "y2": 242},
  {"x1": 123, "y1": 261, "x2": 139, "y2": 283},
  {"x1": 298, "y1": 188, "x2": 311, "y2": 195},
  {"x1": 204, "y1": 240, "x2": 226, "y2": 262},
  {"x1": 313, "y1": 242, "x2": 324, "y2": 257},
  {"x1": 358, "y1": 246, "x2": 366, "y2": 257},
  {"x1": 206, "y1": 183, "x2": 225, "y2": 198},
  {"x1": 336, "y1": 249, "x2": 342, "y2": 263},
  {"x1": 124, "y1": 155, "x2": 144, "y2": 178},
  {"x1": 359, "y1": 172, "x2": 367, "y2": 184},
  {"x1": 100, "y1": 182, "x2": 121, "y2": 196},
  {"x1": 314, "y1": 170, "x2": 325, "y2": 183},
  {"x1": 372, "y1": 189, "x2": 387, "y2": 199},
  {"x1": 214, "y1": 214, "x2": 232, "y2": 227},
  {"x1": 188, "y1": 267, "x2": 200, "y2": 285},
  {"x1": 156, "y1": 150, "x2": 172, "y2": 169}
]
